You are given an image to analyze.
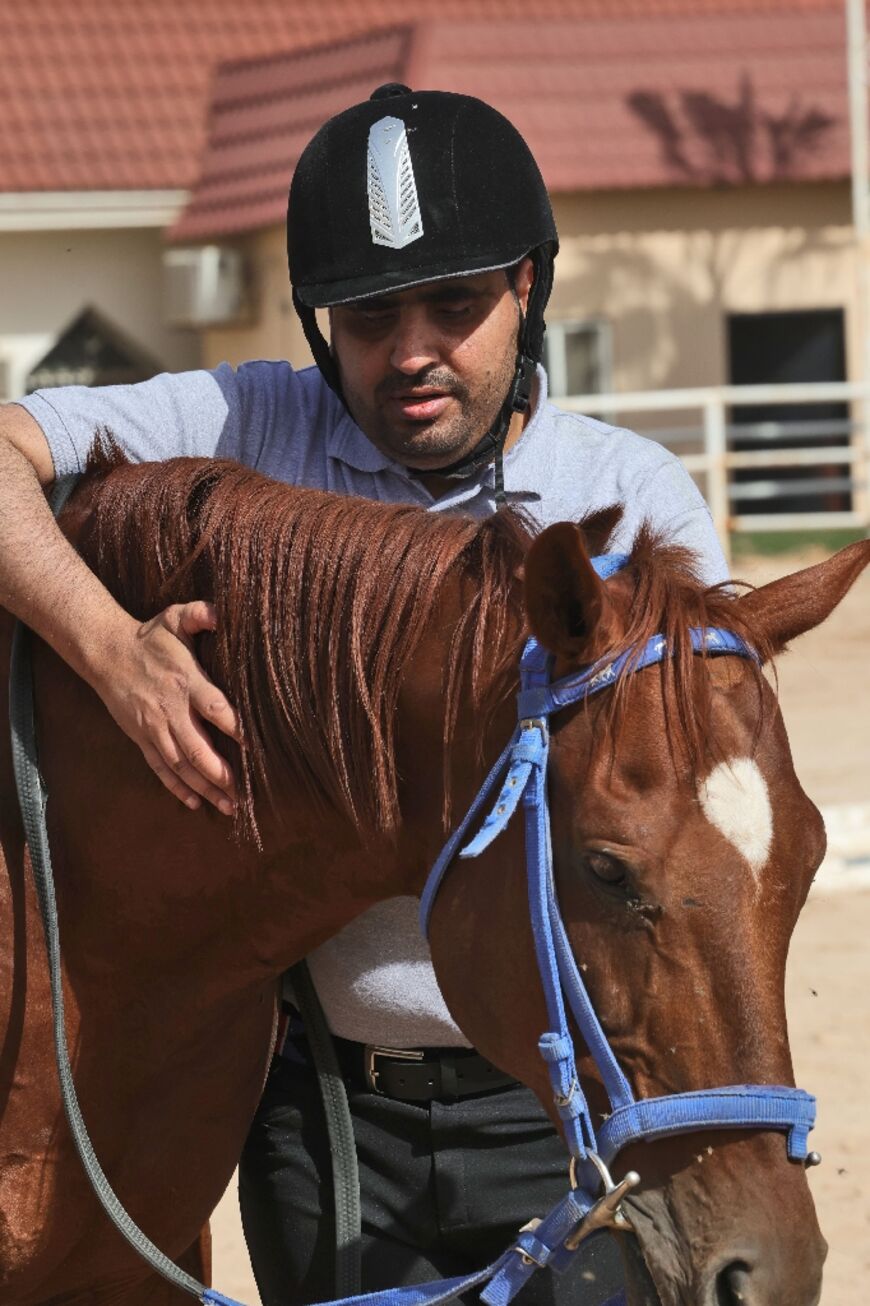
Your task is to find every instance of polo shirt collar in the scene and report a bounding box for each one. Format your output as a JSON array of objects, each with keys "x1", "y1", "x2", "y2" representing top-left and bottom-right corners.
[{"x1": 327, "y1": 411, "x2": 396, "y2": 473}]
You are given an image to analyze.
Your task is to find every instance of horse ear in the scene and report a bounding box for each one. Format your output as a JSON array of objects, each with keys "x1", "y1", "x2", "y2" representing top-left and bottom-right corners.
[
  {"x1": 578, "y1": 504, "x2": 624, "y2": 557},
  {"x1": 524, "y1": 522, "x2": 621, "y2": 662},
  {"x1": 734, "y1": 538, "x2": 870, "y2": 658}
]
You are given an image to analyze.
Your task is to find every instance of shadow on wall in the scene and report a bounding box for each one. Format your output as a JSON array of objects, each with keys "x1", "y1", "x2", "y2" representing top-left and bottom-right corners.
[
  {"x1": 574, "y1": 77, "x2": 843, "y2": 393},
  {"x1": 550, "y1": 214, "x2": 849, "y2": 403},
  {"x1": 626, "y1": 74, "x2": 836, "y2": 187}
]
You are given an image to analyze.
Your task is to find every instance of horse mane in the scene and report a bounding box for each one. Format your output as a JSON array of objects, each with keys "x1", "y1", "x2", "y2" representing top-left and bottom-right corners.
[
  {"x1": 588, "y1": 524, "x2": 774, "y2": 772},
  {"x1": 75, "y1": 436, "x2": 771, "y2": 843},
  {"x1": 77, "y1": 438, "x2": 531, "y2": 845}
]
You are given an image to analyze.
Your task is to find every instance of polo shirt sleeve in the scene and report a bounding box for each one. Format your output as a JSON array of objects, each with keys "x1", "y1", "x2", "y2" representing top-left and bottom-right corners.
[
  {"x1": 16, "y1": 362, "x2": 259, "y2": 477},
  {"x1": 634, "y1": 451, "x2": 730, "y2": 586},
  {"x1": 215, "y1": 360, "x2": 334, "y2": 479}
]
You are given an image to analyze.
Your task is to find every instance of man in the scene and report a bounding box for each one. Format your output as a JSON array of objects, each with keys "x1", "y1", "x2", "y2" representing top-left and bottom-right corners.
[{"x1": 0, "y1": 85, "x2": 727, "y2": 1305}]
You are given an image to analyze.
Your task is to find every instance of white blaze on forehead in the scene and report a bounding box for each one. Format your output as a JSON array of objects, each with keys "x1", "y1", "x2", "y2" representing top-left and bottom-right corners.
[{"x1": 698, "y1": 757, "x2": 773, "y2": 878}]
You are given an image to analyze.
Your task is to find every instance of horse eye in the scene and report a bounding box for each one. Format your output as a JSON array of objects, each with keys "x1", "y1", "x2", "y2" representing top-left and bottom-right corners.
[{"x1": 582, "y1": 850, "x2": 627, "y2": 886}]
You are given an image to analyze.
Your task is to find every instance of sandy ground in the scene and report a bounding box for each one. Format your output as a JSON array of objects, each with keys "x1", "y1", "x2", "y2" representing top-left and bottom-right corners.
[{"x1": 209, "y1": 549, "x2": 870, "y2": 1306}]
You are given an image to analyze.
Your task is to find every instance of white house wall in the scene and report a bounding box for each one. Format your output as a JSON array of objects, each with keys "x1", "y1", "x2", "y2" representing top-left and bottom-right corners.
[
  {"x1": 200, "y1": 226, "x2": 310, "y2": 376},
  {"x1": 0, "y1": 226, "x2": 200, "y2": 400}
]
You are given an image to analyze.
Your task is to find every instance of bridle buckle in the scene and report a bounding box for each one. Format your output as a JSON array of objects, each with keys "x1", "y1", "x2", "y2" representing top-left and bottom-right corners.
[{"x1": 518, "y1": 716, "x2": 548, "y2": 736}]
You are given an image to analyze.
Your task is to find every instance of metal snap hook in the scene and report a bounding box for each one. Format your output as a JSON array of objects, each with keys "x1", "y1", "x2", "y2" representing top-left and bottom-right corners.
[{"x1": 565, "y1": 1152, "x2": 641, "y2": 1249}]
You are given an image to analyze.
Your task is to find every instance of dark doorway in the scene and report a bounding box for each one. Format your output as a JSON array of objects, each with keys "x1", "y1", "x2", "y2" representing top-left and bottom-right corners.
[{"x1": 727, "y1": 309, "x2": 850, "y2": 514}]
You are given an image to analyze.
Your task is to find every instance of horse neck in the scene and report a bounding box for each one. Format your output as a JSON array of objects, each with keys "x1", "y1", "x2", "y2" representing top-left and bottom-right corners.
[
  {"x1": 36, "y1": 492, "x2": 522, "y2": 992},
  {"x1": 226, "y1": 565, "x2": 524, "y2": 977},
  {"x1": 27, "y1": 639, "x2": 412, "y2": 1011}
]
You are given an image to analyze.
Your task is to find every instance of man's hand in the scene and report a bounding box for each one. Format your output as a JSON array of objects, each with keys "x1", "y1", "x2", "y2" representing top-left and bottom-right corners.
[{"x1": 97, "y1": 600, "x2": 241, "y2": 814}]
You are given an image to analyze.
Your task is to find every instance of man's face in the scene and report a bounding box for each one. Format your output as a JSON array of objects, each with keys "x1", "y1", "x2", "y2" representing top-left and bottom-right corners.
[{"x1": 329, "y1": 259, "x2": 533, "y2": 470}]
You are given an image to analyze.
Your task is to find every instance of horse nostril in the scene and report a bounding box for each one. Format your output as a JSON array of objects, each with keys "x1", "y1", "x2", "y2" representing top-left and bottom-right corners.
[{"x1": 715, "y1": 1261, "x2": 753, "y2": 1306}]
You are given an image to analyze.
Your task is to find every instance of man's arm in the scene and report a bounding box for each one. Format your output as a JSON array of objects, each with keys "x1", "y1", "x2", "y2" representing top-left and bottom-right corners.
[{"x1": 0, "y1": 403, "x2": 239, "y2": 814}]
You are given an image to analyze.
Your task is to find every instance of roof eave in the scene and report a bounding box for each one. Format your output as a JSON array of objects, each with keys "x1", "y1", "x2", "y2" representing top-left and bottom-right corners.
[{"x1": 0, "y1": 190, "x2": 189, "y2": 233}]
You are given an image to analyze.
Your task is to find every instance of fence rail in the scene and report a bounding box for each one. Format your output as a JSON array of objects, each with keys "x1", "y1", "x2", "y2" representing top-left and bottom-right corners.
[{"x1": 559, "y1": 381, "x2": 870, "y2": 559}]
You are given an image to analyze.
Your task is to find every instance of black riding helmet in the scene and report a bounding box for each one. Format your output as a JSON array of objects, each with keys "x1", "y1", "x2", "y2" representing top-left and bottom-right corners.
[{"x1": 287, "y1": 83, "x2": 559, "y2": 493}]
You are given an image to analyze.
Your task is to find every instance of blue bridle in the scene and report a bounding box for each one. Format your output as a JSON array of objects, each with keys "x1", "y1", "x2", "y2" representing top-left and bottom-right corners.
[{"x1": 419, "y1": 553, "x2": 816, "y2": 1270}]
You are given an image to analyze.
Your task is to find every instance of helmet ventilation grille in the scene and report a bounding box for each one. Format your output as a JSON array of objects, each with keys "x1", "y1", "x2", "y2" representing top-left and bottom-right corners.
[{"x1": 367, "y1": 116, "x2": 424, "y2": 250}]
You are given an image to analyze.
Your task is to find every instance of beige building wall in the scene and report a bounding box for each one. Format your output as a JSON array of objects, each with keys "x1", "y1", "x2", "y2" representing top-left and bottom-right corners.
[
  {"x1": 200, "y1": 181, "x2": 856, "y2": 395},
  {"x1": 0, "y1": 226, "x2": 200, "y2": 400},
  {"x1": 551, "y1": 181, "x2": 855, "y2": 396},
  {"x1": 201, "y1": 226, "x2": 311, "y2": 373}
]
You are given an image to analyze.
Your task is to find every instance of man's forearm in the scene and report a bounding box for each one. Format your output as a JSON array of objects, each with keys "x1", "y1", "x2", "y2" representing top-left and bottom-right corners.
[
  {"x1": 0, "y1": 437, "x2": 135, "y2": 687},
  {"x1": 0, "y1": 428, "x2": 239, "y2": 812}
]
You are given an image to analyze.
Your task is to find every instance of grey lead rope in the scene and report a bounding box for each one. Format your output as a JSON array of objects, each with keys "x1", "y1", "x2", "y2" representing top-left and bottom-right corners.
[
  {"x1": 8, "y1": 476, "x2": 206, "y2": 1300},
  {"x1": 286, "y1": 962, "x2": 362, "y2": 1296}
]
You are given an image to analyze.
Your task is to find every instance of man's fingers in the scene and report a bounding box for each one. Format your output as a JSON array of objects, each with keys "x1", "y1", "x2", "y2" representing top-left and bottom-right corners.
[
  {"x1": 190, "y1": 677, "x2": 244, "y2": 744},
  {"x1": 167, "y1": 720, "x2": 235, "y2": 799},
  {"x1": 104, "y1": 602, "x2": 242, "y2": 814},
  {"x1": 155, "y1": 600, "x2": 218, "y2": 644},
  {"x1": 162, "y1": 717, "x2": 237, "y2": 813},
  {"x1": 155, "y1": 603, "x2": 243, "y2": 743},
  {"x1": 141, "y1": 742, "x2": 202, "y2": 811},
  {"x1": 176, "y1": 600, "x2": 219, "y2": 638}
]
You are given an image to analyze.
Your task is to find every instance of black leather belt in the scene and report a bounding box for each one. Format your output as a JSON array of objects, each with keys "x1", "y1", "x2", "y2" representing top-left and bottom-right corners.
[
  {"x1": 281, "y1": 1016, "x2": 516, "y2": 1102},
  {"x1": 343, "y1": 1039, "x2": 516, "y2": 1101}
]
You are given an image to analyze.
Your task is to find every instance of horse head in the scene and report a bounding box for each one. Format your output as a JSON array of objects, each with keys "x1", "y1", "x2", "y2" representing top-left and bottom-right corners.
[{"x1": 427, "y1": 512, "x2": 869, "y2": 1306}]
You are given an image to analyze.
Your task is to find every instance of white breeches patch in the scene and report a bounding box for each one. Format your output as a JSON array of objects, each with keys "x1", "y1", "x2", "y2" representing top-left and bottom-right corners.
[{"x1": 698, "y1": 758, "x2": 773, "y2": 879}]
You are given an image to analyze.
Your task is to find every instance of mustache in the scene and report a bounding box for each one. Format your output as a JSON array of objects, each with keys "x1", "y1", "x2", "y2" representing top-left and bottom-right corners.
[{"x1": 376, "y1": 368, "x2": 467, "y2": 402}]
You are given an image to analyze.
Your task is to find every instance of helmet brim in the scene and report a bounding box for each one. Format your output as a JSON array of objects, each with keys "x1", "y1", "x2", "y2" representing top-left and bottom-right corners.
[{"x1": 295, "y1": 248, "x2": 538, "y2": 309}]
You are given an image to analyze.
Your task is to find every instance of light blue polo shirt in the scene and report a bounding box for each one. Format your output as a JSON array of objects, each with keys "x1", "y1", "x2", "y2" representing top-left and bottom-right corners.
[{"x1": 21, "y1": 360, "x2": 728, "y2": 1045}]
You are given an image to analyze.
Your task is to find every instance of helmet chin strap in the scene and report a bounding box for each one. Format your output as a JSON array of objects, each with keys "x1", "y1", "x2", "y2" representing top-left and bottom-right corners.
[
  {"x1": 406, "y1": 247, "x2": 550, "y2": 505},
  {"x1": 409, "y1": 351, "x2": 536, "y2": 507}
]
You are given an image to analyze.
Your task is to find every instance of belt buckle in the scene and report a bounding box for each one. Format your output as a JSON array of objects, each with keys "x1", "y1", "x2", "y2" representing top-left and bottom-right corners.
[{"x1": 365, "y1": 1045, "x2": 425, "y2": 1093}]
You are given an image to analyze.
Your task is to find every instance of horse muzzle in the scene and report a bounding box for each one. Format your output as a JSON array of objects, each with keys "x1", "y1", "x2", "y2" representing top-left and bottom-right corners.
[{"x1": 620, "y1": 1131, "x2": 827, "y2": 1306}]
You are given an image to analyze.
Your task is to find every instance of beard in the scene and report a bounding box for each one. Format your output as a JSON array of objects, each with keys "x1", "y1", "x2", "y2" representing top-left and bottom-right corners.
[{"x1": 342, "y1": 352, "x2": 517, "y2": 470}]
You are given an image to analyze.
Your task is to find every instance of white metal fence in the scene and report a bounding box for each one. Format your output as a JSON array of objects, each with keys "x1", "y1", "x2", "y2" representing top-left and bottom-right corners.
[{"x1": 559, "y1": 381, "x2": 870, "y2": 561}]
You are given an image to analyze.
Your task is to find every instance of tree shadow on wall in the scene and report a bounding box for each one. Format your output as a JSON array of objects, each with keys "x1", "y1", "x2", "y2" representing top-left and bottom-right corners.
[
  {"x1": 553, "y1": 222, "x2": 847, "y2": 405},
  {"x1": 627, "y1": 74, "x2": 836, "y2": 185}
]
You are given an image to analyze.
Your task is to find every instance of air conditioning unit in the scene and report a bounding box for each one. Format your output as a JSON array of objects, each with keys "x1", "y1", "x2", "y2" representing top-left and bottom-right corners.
[{"x1": 163, "y1": 246, "x2": 248, "y2": 327}]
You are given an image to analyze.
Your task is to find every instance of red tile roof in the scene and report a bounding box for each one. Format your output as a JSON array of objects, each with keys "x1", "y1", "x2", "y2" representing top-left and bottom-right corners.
[
  {"x1": 0, "y1": 0, "x2": 844, "y2": 200},
  {"x1": 171, "y1": 4, "x2": 850, "y2": 240}
]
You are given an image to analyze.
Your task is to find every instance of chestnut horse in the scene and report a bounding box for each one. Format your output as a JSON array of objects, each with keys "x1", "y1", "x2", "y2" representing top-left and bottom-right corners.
[{"x1": 0, "y1": 452, "x2": 866, "y2": 1306}]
